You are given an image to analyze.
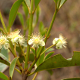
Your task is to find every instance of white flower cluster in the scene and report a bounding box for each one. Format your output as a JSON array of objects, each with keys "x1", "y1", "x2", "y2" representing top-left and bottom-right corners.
[
  {"x1": 0, "y1": 34, "x2": 9, "y2": 49},
  {"x1": 0, "y1": 30, "x2": 25, "y2": 49},
  {"x1": 0, "y1": 30, "x2": 66, "y2": 50},
  {"x1": 52, "y1": 34, "x2": 67, "y2": 49},
  {"x1": 28, "y1": 34, "x2": 45, "y2": 48},
  {"x1": 8, "y1": 30, "x2": 25, "y2": 46}
]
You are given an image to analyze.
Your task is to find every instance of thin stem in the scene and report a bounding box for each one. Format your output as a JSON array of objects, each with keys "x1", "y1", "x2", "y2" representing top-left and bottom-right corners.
[
  {"x1": 28, "y1": 59, "x2": 36, "y2": 72},
  {"x1": 25, "y1": 0, "x2": 34, "y2": 69},
  {"x1": 44, "y1": 9, "x2": 58, "y2": 43},
  {"x1": 32, "y1": 73, "x2": 38, "y2": 80},
  {"x1": 15, "y1": 68, "x2": 21, "y2": 74},
  {"x1": 18, "y1": 42, "x2": 24, "y2": 56},
  {"x1": 40, "y1": 44, "x2": 55, "y2": 56}
]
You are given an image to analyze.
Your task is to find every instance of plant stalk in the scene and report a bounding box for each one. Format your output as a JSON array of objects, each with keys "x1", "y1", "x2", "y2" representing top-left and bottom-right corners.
[{"x1": 24, "y1": 0, "x2": 34, "y2": 69}]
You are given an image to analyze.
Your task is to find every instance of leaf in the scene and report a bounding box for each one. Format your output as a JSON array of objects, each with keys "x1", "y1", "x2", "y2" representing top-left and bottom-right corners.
[
  {"x1": 24, "y1": 0, "x2": 30, "y2": 11},
  {"x1": 8, "y1": 0, "x2": 23, "y2": 31},
  {"x1": 0, "y1": 72, "x2": 8, "y2": 80},
  {"x1": 39, "y1": 22, "x2": 47, "y2": 36},
  {"x1": 54, "y1": 0, "x2": 59, "y2": 3},
  {"x1": 0, "y1": 53, "x2": 10, "y2": 66},
  {"x1": 9, "y1": 57, "x2": 18, "y2": 78},
  {"x1": 34, "y1": 0, "x2": 41, "y2": 10},
  {"x1": 22, "y1": 2, "x2": 29, "y2": 18},
  {"x1": 0, "y1": 12, "x2": 7, "y2": 33},
  {"x1": 0, "y1": 48, "x2": 9, "y2": 72},
  {"x1": 62, "y1": 78, "x2": 80, "y2": 80},
  {"x1": 17, "y1": 12, "x2": 24, "y2": 26},
  {"x1": 45, "y1": 52, "x2": 54, "y2": 60},
  {"x1": 59, "y1": 0, "x2": 67, "y2": 8},
  {"x1": 1, "y1": 47, "x2": 9, "y2": 59},
  {"x1": 29, "y1": 53, "x2": 34, "y2": 62},
  {"x1": 0, "y1": 63, "x2": 7, "y2": 72},
  {"x1": 45, "y1": 48, "x2": 54, "y2": 53},
  {"x1": 35, "y1": 6, "x2": 40, "y2": 24},
  {"x1": 35, "y1": 51, "x2": 80, "y2": 72}
]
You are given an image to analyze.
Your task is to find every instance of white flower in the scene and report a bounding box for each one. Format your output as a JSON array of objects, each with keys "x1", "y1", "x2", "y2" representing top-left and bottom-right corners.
[
  {"x1": 0, "y1": 35, "x2": 9, "y2": 49},
  {"x1": 7, "y1": 30, "x2": 25, "y2": 46},
  {"x1": 52, "y1": 34, "x2": 67, "y2": 49},
  {"x1": 28, "y1": 34, "x2": 45, "y2": 48}
]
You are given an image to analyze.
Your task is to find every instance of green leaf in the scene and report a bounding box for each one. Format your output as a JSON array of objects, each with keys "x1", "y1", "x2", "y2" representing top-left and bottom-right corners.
[
  {"x1": 45, "y1": 52, "x2": 54, "y2": 60},
  {"x1": 0, "y1": 63, "x2": 7, "y2": 72},
  {"x1": 39, "y1": 22, "x2": 47, "y2": 36},
  {"x1": 17, "y1": 12, "x2": 24, "y2": 26},
  {"x1": 0, "y1": 72, "x2": 8, "y2": 80},
  {"x1": 22, "y1": 2, "x2": 29, "y2": 18},
  {"x1": 1, "y1": 47, "x2": 9, "y2": 59},
  {"x1": 0, "y1": 48, "x2": 9, "y2": 72},
  {"x1": 0, "y1": 12, "x2": 7, "y2": 33},
  {"x1": 45, "y1": 48, "x2": 54, "y2": 53},
  {"x1": 35, "y1": 6, "x2": 40, "y2": 24},
  {"x1": 54, "y1": 0, "x2": 59, "y2": 3},
  {"x1": 24, "y1": 0, "x2": 30, "y2": 11},
  {"x1": 34, "y1": 0, "x2": 41, "y2": 9},
  {"x1": 35, "y1": 51, "x2": 80, "y2": 72},
  {"x1": 29, "y1": 53, "x2": 34, "y2": 62},
  {"x1": 62, "y1": 78, "x2": 80, "y2": 80},
  {"x1": 9, "y1": 57, "x2": 18, "y2": 78},
  {"x1": 8, "y1": 0, "x2": 23, "y2": 31},
  {"x1": 0, "y1": 53, "x2": 10, "y2": 66},
  {"x1": 59, "y1": 0, "x2": 67, "y2": 8}
]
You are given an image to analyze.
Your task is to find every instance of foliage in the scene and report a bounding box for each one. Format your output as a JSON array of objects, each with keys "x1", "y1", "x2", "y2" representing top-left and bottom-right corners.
[{"x1": 0, "y1": 0, "x2": 80, "y2": 80}]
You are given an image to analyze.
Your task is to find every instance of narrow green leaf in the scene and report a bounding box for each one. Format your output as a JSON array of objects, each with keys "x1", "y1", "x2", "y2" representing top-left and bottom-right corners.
[
  {"x1": 0, "y1": 48, "x2": 9, "y2": 72},
  {"x1": 8, "y1": 0, "x2": 23, "y2": 31},
  {"x1": 45, "y1": 48, "x2": 54, "y2": 53},
  {"x1": 62, "y1": 78, "x2": 80, "y2": 80},
  {"x1": 17, "y1": 12, "x2": 24, "y2": 26},
  {"x1": 22, "y1": 2, "x2": 29, "y2": 18},
  {"x1": 45, "y1": 52, "x2": 54, "y2": 60},
  {"x1": 0, "y1": 53, "x2": 10, "y2": 66},
  {"x1": 35, "y1": 6, "x2": 40, "y2": 24},
  {"x1": 35, "y1": 51, "x2": 80, "y2": 72},
  {"x1": 0, "y1": 72, "x2": 8, "y2": 80},
  {"x1": 59, "y1": 0, "x2": 67, "y2": 8},
  {"x1": 34, "y1": 0, "x2": 41, "y2": 9},
  {"x1": 29, "y1": 53, "x2": 34, "y2": 62},
  {"x1": 39, "y1": 22, "x2": 47, "y2": 36},
  {"x1": 9, "y1": 57, "x2": 18, "y2": 78},
  {"x1": 1, "y1": 47, "x2": 9, "y2": 59},
  {"x1": 24, "y1": 0, "x2": 30, "y2": 11},
  {"x1": 54, "y1": 0, "x2": 59, "y2": 3},
  {"x1": 0, "y1": 12, "x2": 7, "y2": 33}
]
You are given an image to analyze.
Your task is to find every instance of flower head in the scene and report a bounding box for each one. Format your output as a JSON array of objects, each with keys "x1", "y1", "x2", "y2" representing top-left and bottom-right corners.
[
  {"x1": 52, "y1": 34, "x2": 67, "y2": 49},
  {"x1": 0, "y1": 34, "x2": 9, "y2": 49},
  {"x1": 8, "y1": 30, "x2": 25, "y2": 46},
  {"x1": 28, "y1": 34, "x2": 45, "y2": 48}
]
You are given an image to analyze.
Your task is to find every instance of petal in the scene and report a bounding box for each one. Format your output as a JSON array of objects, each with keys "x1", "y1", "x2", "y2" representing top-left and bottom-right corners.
[{"x1": 28, "y1": 39, "x2": 33, "y2": 45}]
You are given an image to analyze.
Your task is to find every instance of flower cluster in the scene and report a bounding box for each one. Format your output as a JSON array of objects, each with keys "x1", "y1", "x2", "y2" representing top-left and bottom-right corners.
[
  {"x1": 28, "y1": 34, "x2": 45, "y2": 48},
  {"x1": 0, "y1": 30, "x2": 25, "y2": 49},
  {"x1": 52, "y1": 34, "x2": 67, "y2": 49},
  {"x1": 8, "y1": 30, "x2": 25, "y2": 46},
  {"x1": 0, "y1": 30, "x2": 67, "y2": 50},
  {"x1": 0, "y1": 34, "x2": 9, "y2": 49}
]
